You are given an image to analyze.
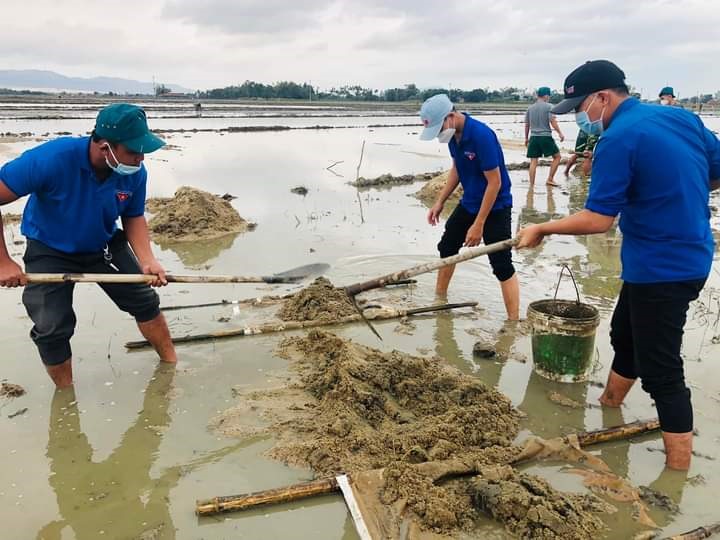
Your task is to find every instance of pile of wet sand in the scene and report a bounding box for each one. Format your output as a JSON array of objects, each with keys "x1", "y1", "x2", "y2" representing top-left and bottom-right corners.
[
  {"x1": 211, "y1": 332, "x2": 618, "y2": 537},
  {"x1": 470, "y1": 465, "x2": 612, "y2": 539},
  {"x1": 146, "y1": 186, "x2": 254, "y2": 242},
  {"x1": 276, "y1": 277, "x2": 356, "y2": 322},
  {"x1": 351, "y1": 171, "x2": 438, "y2": 188},
  {"x1": 415, "y1": 171, "x2": 462, "y2": 206},
  {"x1": 1, "y1": 382, "x2": 25, "y2": 397}
]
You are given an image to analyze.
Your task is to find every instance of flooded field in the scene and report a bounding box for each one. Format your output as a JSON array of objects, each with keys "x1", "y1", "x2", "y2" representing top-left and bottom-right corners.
[{"x1": 1, "y1": 100, "x2": 719, "y2": 539}]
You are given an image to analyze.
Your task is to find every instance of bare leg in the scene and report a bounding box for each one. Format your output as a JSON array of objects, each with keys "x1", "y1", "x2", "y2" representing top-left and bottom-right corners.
[
  {"x1": 46, "y1": 358, "x2": 73, "y2": 388},
  {"x1": 547, "y1": 153, "x2": 561, "y2": 186},
  {"x1": 435, "y1": 264, "x2": 456, "y2": 296},
  {"x1": 137, "y1": 313, "x2": 178, "y2": 364},
  {"x1": 662, "y1": 431, "x2": 693, "y2": 471},
  {"x1": 582, "y1": 157, "x2": 592, "y2": 177},
  {"x1": 564, "y1": 154, "x2": 577, "y2": 176},
  {"x1": 500, "y1": 274, "x2": 520, "y2": 321},
  {"x1": 528, "y1": 158, "x2": 538, "y2": 185},
  {"x1": 599, "y1": 369, "x2": 636, "y2": 407}
]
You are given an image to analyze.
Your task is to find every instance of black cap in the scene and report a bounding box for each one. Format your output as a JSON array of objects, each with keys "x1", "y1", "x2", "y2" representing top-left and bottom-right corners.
[{"x1": 551, "y1": 60, "x2": 627, "y2": 114}]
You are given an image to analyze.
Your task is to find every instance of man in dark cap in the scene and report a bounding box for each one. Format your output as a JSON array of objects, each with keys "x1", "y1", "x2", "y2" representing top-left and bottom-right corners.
[
  {"x1": 0, "y1": 103, "x2": 177, "y2": 387},
  {"x1": 659, "y1": 86, "x2": 681, "y2": 107},
  {"x1": 517, "y1": 60, "x2": 720, "y2": 470}
]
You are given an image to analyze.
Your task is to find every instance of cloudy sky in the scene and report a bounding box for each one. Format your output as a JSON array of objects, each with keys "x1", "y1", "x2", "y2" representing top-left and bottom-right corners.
[{"x1": 3, "y1": 0, "x2": 719, "y2": 97}]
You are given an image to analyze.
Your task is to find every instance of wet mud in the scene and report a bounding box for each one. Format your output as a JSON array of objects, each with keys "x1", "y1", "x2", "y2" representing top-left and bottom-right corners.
[
  {"x1": 470, "y1": 465, "x2": 613, "y2": 539},
  {"x1": 351, "y1": 171, "x2": 437, "y2": 188},
  {"x1": 1, "y1": 381, "x2": 25, "y2": 397},
  {"x1": 146, "y1": 186, "x2": 255, "y2": 242},
  {"x1": 277, "y1": 277, "x2": 356, "y2": 322}
]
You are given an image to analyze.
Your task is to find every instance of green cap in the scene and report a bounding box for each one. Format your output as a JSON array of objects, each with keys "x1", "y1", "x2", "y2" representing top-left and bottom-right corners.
[
  {"x1": 659, "y1": 86, "x2": 675, "y2": 98},
  {"x1": 94, "y1": 103, "x2": 165, "y2": 153},
  {"x1": 537, "y1": 86, "x2": 551, "y2": 97}
]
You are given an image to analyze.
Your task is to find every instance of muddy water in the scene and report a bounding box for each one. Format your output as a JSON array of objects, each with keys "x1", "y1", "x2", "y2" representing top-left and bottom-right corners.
[{"x1": 1, "y1": 105, "x2": 719, "y2": 539}]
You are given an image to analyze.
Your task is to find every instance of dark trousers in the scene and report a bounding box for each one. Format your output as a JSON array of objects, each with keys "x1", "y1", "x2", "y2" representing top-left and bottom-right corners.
[
  {"x1": 437, "y1": 204, "x2": 515, "y2": 282},
  {"x1": 610, "y1": 280, "x2": 705, "y2": 433},
  {"x1": 22, "y1": 230, "x2": 160, "y2": 366}
]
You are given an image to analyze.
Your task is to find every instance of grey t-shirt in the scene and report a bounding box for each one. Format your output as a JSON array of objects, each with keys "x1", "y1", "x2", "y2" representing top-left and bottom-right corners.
[{"x1": 525, "y1": 100, "x2": 554, "y2": 136}]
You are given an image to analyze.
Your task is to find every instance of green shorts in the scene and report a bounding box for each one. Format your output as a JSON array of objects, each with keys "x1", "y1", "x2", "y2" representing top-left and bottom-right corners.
[{"x1": 527, "y1": 135, "x2": 559, "y2": 158}]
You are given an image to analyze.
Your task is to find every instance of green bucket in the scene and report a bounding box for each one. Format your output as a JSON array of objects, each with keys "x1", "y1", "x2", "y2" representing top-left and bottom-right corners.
[{"x1": 527, "y1": 266, "x2": 600, "y2": 383}]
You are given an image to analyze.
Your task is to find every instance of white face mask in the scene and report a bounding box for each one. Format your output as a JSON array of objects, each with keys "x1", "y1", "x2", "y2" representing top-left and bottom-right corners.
[
  {"x1": 437, "y1": 116, "x2": 456, "y2": 144},
  {"x1": 105, "y1": 144, "x2": 141, "y2": 175},
  {"x1": 660, "y1": 99, "x2": 669, "y2": 106}
]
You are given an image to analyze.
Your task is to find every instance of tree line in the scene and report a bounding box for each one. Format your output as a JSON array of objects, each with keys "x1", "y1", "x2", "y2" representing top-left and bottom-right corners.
[{"x1": 197, "y1": 81, "x2": 564, "y2": 103}]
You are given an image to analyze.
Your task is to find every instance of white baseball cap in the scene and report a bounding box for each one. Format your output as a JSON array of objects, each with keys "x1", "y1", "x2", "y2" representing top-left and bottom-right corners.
[{"x1": 419, "y1": 94, "x2": 453, "y2": 140}]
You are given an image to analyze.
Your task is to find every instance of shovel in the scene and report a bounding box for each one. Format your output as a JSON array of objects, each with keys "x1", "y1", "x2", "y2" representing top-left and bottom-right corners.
[{"x1": 22, "y1": 263, "x2": 330, "y2": 285}]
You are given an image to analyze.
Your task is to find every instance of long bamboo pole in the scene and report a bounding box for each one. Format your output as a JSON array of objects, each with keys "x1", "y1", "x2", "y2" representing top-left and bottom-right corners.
[
  {"x1": 160, "y1": 279, "x2": 418, "y2": 312},
  {"x1": 663, "y1": 523, "x2": 720, "y2": 540},
  {"x1": 344, "y1": 238, "x2": 517, "y2": 296},
  {"x1": 26, "y1": 273, "x2": 293, "y2": 284},
  {"x1": 24, "y1": 263, "x2": 330, "y2": 285},
  {"x1": 126, "y1": 302, "x2": 477, "y2": 349},
  {"x1": 196, "y1": 478, "x2": 339, "y2": 516},
  {"x1": 195, "y1": 418, "x2": 660, "y2": 516}
]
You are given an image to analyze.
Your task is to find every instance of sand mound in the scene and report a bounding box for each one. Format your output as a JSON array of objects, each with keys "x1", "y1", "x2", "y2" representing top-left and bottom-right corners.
[
  {"x1": 216, "y1": 331, "x2": 520, "y2": 475},
  {"x1": 470, "y1": 465, "x2": 612, "y2": 539},
  {"x1": 415, "y1": 171, "x2": 462, "y2": 207},
  {"x1": 277, "y1": 277, "x2": 356, "y2": 322},
  {"x1": 146, "y1": 186, "x2": 253, "y2": 242},
  {"x1": 1, "y1": 382, "x2": 25, "y2": 397},
  {"x1": 209, "y1": 332, "x2": 621, "y2": 537}
]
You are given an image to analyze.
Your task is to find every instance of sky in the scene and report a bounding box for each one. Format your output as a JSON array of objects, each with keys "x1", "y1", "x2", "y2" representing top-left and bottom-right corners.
[{"x1": 2, "y1": 0, "x2": 719, "y2": 98}]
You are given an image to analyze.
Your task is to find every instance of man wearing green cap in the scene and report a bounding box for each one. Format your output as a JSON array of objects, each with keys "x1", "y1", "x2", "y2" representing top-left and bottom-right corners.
[
  {"x1": 0, "y1": 103, "x2": 177, "y2": 387},
  {"x1": 525, "y1": 87, "x2": 565, "y2": 187},
  {"x1": 659, "y1": 86, "x2": 681, "y2": 108}
]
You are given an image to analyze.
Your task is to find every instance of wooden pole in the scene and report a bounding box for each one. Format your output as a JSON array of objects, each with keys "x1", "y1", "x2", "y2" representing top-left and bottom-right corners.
[
  {"x1": 126, "y1": 302, "x2": 478, "y2": 349},
  {"x1": 663, "y1": 523, "x2": 720, "y2": 540},
  {"x1": 160, "y1": 279, "x2": 418, "y2": 312},
  {"x1": 194, "y1": 418, "x2": 660, "y2": 516},
  {"x1": 25, "y1": 263, "x2": 330, "y2": 285},
  {"x1": 344, "y1": 238, "x2": 517, "y2": 296},
  {"x1": 576, "y1": 418, "x2": 660, "y2": 447},
  {"x1": 196, "y1": 478, "x2": 339, "y2": 516}
]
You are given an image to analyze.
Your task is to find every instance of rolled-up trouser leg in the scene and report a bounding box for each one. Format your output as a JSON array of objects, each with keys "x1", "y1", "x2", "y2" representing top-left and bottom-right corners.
[{"x1": 627, "y1": 280, "x2": 705, "y2": 433}]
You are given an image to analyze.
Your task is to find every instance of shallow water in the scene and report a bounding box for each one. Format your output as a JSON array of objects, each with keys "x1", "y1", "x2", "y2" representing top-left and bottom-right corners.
[{"x1": 1, "y1": 104, "x2": 719, "y2": 539}]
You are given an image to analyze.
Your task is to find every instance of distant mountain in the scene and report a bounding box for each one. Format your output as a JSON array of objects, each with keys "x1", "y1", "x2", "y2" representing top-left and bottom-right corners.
[{"x1": 0, "y1": 69, "x2": 194, "y2": 95}]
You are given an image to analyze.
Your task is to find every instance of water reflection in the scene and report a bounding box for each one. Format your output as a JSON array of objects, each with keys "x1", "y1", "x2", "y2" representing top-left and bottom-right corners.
[
  {"x1": 153, "y1": 232, "x2": 240, "y2": 268},
  {"x1": 38, "y1": 364, "x2": 241, "y2": 540},
  {"x1": 566, "y1": 180, "x2": 623, "y2": 305},
  {"x1": 39, "y1": 364, "x2": 179, "y2": 539}
]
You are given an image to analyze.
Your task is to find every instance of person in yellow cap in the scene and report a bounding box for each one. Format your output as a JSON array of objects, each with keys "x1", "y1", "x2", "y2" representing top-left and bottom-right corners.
[{"x1": 0, "y1": 103, "x2": 177, "y2": 387}]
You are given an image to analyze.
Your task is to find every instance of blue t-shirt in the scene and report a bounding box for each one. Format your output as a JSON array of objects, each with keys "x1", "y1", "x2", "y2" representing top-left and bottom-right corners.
[
  {"x1": 587, "y1": 99, "x2": 719, "y2": 283},
  {"x1": 448, "y1": 114, "x2": 512, "y2": 214},
  {"x1": 0, "y1": 136, "x2": 147, "y2": 254}
]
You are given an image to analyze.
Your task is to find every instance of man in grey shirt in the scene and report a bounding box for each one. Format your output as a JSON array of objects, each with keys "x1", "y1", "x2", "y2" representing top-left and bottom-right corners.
[{"x1": 525, "y1": 86, "x2": 565, "y2": 186}]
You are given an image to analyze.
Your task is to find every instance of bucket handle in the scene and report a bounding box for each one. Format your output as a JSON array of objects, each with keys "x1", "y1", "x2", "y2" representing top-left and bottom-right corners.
[{"x1": 553, "y1": 264, "x2": 581, "y2": 304}]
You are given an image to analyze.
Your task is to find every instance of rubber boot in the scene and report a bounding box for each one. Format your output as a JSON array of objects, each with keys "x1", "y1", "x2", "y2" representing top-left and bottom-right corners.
[
  {"x1": 599, "y1": 369, "x2": 636, "y2": 407},
  {"x1": 662, "y1": 431, "x2": 693, "y2": 471}
]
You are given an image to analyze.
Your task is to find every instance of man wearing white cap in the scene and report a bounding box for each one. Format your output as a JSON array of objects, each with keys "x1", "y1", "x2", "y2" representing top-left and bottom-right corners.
[{"x1": 419, "y1": 94, "x2": 519, "y2": 320}]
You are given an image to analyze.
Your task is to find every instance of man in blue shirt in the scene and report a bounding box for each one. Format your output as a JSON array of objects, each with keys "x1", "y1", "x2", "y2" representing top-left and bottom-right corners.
[
  {"x1": 0, "y1": 103, "x2": 178, "y2": 388},
  {"x1": 517, "y1": 60, "x2": 720, "y2": 470},
  {"x1": 420, "y1": 94, "x2": 519, "y2": 320}
]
